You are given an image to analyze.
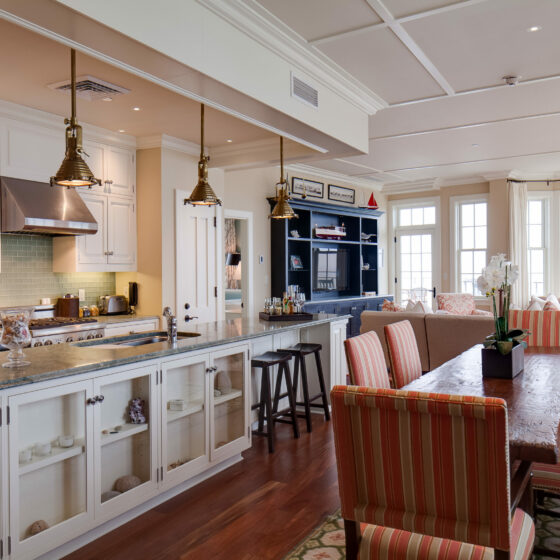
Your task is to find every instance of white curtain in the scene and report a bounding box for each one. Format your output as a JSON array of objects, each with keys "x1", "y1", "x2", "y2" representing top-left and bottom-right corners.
[{"x1": 509, "y1": 181, "x2": 528, "y2": 308}]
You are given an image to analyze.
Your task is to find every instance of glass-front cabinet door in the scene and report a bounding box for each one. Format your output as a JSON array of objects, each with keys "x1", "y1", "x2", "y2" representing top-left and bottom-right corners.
[
  {"x1": 93, "y1": 365, "x2": 158, "y2": 520},
  {"x1": 8, "y1": 380, "x2": 93, "y2": 559},
  {"x1": 209, "y1": 345, "x2": 250, "y2": 462},
  {"x1": 161, "y1": 353, "x2": 210, "y2": 488}
]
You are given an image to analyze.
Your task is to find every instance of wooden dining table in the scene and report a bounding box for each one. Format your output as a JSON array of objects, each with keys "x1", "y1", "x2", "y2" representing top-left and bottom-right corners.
[
  {"x1": 404, "y1": 345, "x2": 560, "y2": 513},
  {"x1": 404, "y1": 344, "x2": 560, "y2": 465}
]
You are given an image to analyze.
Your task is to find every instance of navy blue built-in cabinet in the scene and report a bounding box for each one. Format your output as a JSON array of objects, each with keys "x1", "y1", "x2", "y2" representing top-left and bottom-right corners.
[{"x1": 269, "y1": 198, "x2": 392, "y2": 337}]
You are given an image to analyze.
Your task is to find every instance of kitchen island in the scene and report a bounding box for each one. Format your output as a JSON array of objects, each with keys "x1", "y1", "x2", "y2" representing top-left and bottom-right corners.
[{"x1": 0, "y1": 314, "x2": 348, "y2": 560}]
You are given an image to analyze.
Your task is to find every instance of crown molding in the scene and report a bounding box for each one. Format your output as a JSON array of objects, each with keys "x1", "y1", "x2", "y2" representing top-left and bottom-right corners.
[
  {"x1": 199, "y1": 0, "x2": 387, "y2": 115},
  {"x1": 381, "y1": 179, "x2": 439, "y2": 195},
  {"x1": 286, "y1": 163, "x2": 383, "y2": 191},
  {"x1": 508, "y1": 169, "x2": 560, "y2": 181},
  {"x1": 136, "y1": 134, "x2": 200, "y2": 156}
]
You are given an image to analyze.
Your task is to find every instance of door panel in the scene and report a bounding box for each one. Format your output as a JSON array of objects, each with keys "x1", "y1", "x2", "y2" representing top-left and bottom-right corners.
[
  {"x1": 82, "y1": 141, "x2": 106, "y2": 193},
  {"x1": 396, "y1": 229, "x2": 439, "y2": 309},
  {"x1": 106, "y1": 147, "x2": 133, "y2": 196},
  {"x1": 176, "y1": 191, "x2": 218, "y2": 329}
]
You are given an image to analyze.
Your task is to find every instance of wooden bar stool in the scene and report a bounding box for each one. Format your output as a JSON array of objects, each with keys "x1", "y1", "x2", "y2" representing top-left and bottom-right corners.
[
  {"x1": 251, "y1": 351, "x2": 299, "y2": 453},
  {"x1": 276, "y1": 343, "x2": 330, "y2": 433}
]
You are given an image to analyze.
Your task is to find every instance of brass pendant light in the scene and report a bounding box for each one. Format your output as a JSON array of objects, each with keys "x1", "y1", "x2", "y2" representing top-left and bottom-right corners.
[
  {"x1": 184, "y1": 104, "x2": 222, "y2": 206},
  {"x1": 269, "y1": 137, "x2": 298, "y2": 219},
  {"x1": 50, "y1": 49, "x2": 101, "y2": 188}
]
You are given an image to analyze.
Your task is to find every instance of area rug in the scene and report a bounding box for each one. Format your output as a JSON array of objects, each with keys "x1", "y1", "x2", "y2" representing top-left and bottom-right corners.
[{"x1": 284, "y1": 500, "x2": 560, "y2": 559}]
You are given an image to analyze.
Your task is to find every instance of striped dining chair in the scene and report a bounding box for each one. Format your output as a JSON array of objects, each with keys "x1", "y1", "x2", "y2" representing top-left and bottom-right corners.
[
  {"x1": 532, "y1": 463, "x2": 560, "y2": 519},
  {"x1": 331, "y1": 385, "x2": 535, "y2": 560},
  {"x1": 344, "y1": 331, "x2": 391, "y2": 388},
  {"x1": 384, "y1": 319, "x2": 422, "y2": 387}
]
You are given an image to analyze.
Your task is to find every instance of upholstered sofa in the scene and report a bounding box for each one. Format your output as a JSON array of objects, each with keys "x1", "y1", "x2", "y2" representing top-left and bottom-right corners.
[
  {"x1": 360, "y1": 311, "x2": 495, "y2": 371},
  {"x1": 361, "y1": 309, "x2": 560, "y2": 375}
]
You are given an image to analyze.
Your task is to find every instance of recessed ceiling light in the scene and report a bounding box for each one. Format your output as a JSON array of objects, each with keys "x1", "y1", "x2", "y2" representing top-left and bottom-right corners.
[
  {"x1": 528, "y1": 25, "x2": 542, "y2": 32},
  {"x1": 226, "y1": 139, "x2": 233, "y2": 143},
  {"x1": 132, "y1": 107, "x2": 141, "y2": 111},
  {"x1": 102, "y1": 97, "x2": 113, "y2": 102},
  {"x1": 472, "y1": 143, "x2": 479, "y2": 148},
  {"x1": 118, "y1": 129, "x2": 125, "y2": 133}
]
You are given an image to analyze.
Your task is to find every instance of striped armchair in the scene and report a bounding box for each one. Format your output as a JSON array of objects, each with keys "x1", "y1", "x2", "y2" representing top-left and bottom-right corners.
[
  {"x1": 331, "y1": 386, "x2": 535, "y2": 560},
  {"x1": 344, "y1": 331, "x2": 391, "y2": 388},
  {"x1": 384, "y1": 319, "x2": 422, "y2": 387}
]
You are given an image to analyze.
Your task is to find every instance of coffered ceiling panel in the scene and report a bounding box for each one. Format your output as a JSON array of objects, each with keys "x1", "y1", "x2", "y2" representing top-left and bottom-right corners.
[
  {"x1": 255, "y1": 0, "x2": 381, "y2": 42},
  {"x1": 318, "y1": 27, "x2": 444, "y2": 103},
  {"x1": 370, "y1": 79, "x2": 560, "y2": 138},
  {"x1": 383, "y1": 0, "x2": 462, "y2": 19},
  {"x1": 403, "y1": 0, "x2": 560, "y2": 92}
]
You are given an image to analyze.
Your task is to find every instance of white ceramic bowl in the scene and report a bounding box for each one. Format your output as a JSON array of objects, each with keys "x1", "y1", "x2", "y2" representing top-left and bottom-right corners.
[
  {"x1": 58, "y1": 435, "x2": 74, "y2": 448},
  {"x1": 34, "y1": 442, "x2": 51, "y2": 456}
]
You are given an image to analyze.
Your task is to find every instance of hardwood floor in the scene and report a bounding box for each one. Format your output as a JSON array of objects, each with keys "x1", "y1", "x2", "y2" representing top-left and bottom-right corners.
[{"x1": 64, "y1": 416, "x2": 339, "y2": 560}]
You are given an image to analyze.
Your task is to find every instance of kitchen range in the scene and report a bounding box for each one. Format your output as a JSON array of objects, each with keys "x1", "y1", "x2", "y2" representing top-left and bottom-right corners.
[{"x1": 29, "y1": 317, "x2": 105, "y2": 346}]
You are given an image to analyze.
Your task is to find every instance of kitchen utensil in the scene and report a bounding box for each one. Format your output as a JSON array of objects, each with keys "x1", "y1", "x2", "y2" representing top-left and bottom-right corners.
[
  {"x1": 56, "y1": 294, "x2": 79, "y2": 318},
  {"x1": 98, "y1": 295, "x2": 129, "y2": 315}
]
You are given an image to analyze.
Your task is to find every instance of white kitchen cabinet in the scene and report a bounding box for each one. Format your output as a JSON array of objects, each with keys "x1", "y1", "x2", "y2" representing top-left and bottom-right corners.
[
  {"x1": 0, "y1": 118, "x2": 64, "y2": 183},
  {"x1": 7, "y1": 380, "x2": 94, "y2": 560},
  {"x1": 82, "y1": 141, "x2": 135, "y2": 197},
  {"x1": 107, "y1": 196, "x2": 136, "y2": 265},
  {"x1": 93, "y1": 364, "x2": 159, "y2": 523},
  {"x1": 103, "y1": 319, "x2": 160, "y2": 337},
  {"x1": 53, "y1": 192, "x2": 136, "y2": 272},
  {"x1": 161, "y1": 344, "x2": 250, "y2": 490}
]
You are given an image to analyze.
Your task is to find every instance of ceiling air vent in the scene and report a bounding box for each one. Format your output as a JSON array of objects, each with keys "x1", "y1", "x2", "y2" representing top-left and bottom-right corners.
[
  {"x1": 291, "y1": 73, "x2": 318, "y2": 109},
  {"x1": 48, "y1": 75, "x2": 130, "y2": 101}
]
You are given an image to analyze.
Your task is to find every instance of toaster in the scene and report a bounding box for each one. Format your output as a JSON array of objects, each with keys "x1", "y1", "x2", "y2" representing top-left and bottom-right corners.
[{"x1": 99, "y1": 295, "x2": 129, "y2": 315}]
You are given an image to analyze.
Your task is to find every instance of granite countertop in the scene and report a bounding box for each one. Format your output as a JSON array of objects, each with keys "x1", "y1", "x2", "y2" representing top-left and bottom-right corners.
[{"x1": 0, "y1": 314, "x2": 348, "y2": 390}]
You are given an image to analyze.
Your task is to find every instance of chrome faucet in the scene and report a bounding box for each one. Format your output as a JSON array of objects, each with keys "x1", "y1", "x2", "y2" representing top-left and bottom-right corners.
[{"x1": 163, "y1": 307, "x2": 178, "y2": 344}]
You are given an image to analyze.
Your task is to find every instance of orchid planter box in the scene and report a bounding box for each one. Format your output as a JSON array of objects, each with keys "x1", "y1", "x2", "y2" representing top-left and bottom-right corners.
[{"x1": 481, "y1": 344, "x2": 524, "y2": 379}]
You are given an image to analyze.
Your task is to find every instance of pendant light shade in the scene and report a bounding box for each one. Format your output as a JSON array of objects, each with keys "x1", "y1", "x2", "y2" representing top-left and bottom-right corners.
[
  {"x1": 269, "y1": 137, "x2": 298, "y2": 219},
  {"x1": 185, "y1": 104, "x2": 222, "y2": 206},
  {"x1": 51, "y1": 49, "x2": 101, "y2": 188}
]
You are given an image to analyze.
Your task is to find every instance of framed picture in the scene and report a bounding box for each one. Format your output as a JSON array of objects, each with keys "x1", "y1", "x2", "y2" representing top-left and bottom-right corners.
[
  {"x1": 291, "y1": 177, "x2": 324, "y2": 199},
  {"x1": 328, "y1": 184, "x2": 355, "y2": 205},
  {"x1": 290, "y1": 255, "x2": 304, "y2": 270}
]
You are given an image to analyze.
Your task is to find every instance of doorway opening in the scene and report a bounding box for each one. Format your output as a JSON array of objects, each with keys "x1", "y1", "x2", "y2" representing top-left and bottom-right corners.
[{"x1": 224, "y1": 210, "x2": 253, "y2": 319}]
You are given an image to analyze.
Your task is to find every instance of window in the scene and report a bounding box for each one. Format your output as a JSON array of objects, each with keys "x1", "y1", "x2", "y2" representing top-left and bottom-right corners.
[
  {"x1": 398, "y1": 205, "x2": 436, "y2": 227},
  {"x1": 527, "y1": 197, "x2": 548, "y2": 296},
  {"x1": 454, "y1": 199, "x2": 487, "y2": 295}
]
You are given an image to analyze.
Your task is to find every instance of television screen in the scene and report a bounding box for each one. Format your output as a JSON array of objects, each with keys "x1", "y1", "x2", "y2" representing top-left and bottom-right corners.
[{"x1": 312, "y1": 247, "x2": 349, "y2": 292}]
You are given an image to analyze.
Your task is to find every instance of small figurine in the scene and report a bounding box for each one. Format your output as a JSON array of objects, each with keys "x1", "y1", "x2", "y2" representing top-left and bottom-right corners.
[{"x1": 128, "y1": 398, "x2": 146, "y2": 424}]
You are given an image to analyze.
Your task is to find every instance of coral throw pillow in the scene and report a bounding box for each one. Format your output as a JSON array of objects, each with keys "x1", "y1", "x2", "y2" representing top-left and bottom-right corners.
[{"x1": 382, "y1": 299, "x2": 403, "y2": 312}]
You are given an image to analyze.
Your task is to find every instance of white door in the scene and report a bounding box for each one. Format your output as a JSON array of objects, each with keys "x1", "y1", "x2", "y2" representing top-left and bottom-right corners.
[
  {"x1": 176, "y1": 191, "x2": 219, "y2": 329},
  {"x1": 395, "y1": 229, "x2": 440, "y2": 308},
  {"x1": 107, "y1": 196, "x2": 136, "y2": 265},
  {"x1": 106, "y1": 146, "x2": 134, "y2": 197},
  {"x1": 78, "y1": 192, "x2": 107, "y2": 265}
]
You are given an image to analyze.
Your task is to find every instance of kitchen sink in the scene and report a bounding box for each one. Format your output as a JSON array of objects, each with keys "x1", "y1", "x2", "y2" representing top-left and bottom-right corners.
[
  {"x1": 115, "y1": 332, "x2": 201, "y2": 346},
  {"x1": 76, "y1": 331, "x2": 201, "y2": 348}
]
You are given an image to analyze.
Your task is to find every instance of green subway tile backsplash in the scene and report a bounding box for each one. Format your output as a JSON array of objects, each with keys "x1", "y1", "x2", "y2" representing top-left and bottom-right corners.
[{"x1": 0, "y1": 234, "x2": 115, "y2": 307}]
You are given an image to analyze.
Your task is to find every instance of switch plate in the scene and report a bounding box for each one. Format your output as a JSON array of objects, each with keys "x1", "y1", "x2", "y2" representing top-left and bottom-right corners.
[{"x1": 78, "y1": 289, "x2": 85, "y2": 301}]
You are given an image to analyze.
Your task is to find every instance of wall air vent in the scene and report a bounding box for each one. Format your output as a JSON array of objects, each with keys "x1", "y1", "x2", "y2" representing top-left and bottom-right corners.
[
  {"x1": 291, "y1": 73, "x2": 318, "y2": 109},
  {"x1": 48, "y1": 75, "x2": 130, "y2": 101}
]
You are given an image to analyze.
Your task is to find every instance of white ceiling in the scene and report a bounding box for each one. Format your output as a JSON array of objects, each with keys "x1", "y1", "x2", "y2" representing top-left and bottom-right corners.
[
  {"x1": 0, "y1": 18, "x2": 275, "y2": 149},
  {"x1": 254, "y1": 0, "x2": 560, "y2": 190}
]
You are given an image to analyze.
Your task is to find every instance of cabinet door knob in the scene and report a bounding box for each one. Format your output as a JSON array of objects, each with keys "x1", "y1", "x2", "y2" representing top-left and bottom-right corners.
[
  {"x1": 97, "y1": 395, "x2": 105, "y2": 403},
  {"x1": 185, "y1": 303, "x2": 190, "y2": 310},
  {"x1": 87, "y1": 397, "x2": 97, "y2": 405},
  {"x1": 205, "y1": 367, "x2": 213, "y2": 373}
]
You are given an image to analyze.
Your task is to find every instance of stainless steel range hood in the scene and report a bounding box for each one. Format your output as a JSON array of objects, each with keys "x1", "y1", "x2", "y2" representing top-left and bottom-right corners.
[{"x1": 1, "y1": 176, "x2": 98, "y2": 235}]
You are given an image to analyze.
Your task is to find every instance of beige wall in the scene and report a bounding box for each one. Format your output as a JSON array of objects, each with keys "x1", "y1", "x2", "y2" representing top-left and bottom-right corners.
[
  {"x1": 388, "y1": 179, "x2": 509, "y2": 300},
  {"x1": 117, "y1": 146, "x2": 225, "y2": 317},
  {"x1": 223, "y1": 166, "x2": 388, "y2": 308}
]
